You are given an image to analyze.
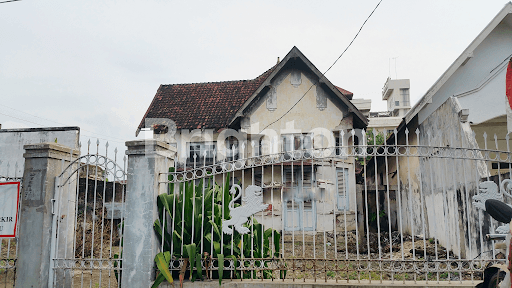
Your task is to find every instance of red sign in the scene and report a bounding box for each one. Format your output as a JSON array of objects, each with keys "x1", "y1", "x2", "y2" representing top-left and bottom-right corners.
[{"x1": 0, "y1": 182, "x2": 20, "y2": 238}]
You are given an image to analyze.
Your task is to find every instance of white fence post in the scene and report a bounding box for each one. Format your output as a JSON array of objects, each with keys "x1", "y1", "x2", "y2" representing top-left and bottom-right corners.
[
  {"x1": 122, "y1": 140, "x2": 175, "y2": 287},
  {"x1": 15, "y1": 143, "x2": 79, "y2": 288}
]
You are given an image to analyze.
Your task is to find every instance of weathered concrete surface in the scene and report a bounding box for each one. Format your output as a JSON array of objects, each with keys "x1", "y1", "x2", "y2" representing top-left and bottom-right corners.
[
  {"x1": 122, "y1": 139, "x2": 176, "y2": 288},
  {"x1": 169, "y1": 279, "x2": 477, "y2": 288},
  {"x1": 15, "y1": 143, "x2": 79, "y2": 288},
  {"x1": 0, "y1": 126, "x2": 79, "y2": 178},
  {"x1": 379, "y1": 96, "x2": 497, "y2": 260}
]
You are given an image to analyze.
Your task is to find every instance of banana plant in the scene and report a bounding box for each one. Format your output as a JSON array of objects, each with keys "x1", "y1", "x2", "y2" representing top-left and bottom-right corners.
[{"x1": 152, "y1": 167, "x2": 284, "y2": 286}]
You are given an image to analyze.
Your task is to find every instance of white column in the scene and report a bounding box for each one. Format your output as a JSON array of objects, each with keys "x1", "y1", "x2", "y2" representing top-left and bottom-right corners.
[{"x1": 122, "y1": 140, "x2": 175, "y2": 287}]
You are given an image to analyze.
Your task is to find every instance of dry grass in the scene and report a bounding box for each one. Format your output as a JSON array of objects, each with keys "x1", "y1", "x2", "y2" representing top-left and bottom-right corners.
[
  {"x1": 275, "y1": 232, "x2": 483, "y2": 282},
  {"x1": 0, "y1": 239, "x2": 16, "y2": 288},
  {"x1": 0, "y1": 270, "x2": 14, "y2": 288},
  {"x1": 74, "y1": 199, "x2": 121, "y2": 259}
]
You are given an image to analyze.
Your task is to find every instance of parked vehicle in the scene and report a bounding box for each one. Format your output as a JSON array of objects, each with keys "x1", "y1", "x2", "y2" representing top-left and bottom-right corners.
[{"x1": 477, "y1": 234, "x2": 509, "y2": 288}]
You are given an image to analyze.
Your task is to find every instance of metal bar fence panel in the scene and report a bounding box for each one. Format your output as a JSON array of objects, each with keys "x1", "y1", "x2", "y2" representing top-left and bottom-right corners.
[
  {"x1": 157, "y1": 129, "x2": 511, "y2": 285},
  {"x1": 49, "y1": 140, "x2": 127, "y2": 288}
]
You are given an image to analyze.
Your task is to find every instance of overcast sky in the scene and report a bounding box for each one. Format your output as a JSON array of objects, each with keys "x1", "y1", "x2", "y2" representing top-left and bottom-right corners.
[{"x1": 0, "y1": 0, "x2": 510, "y2": 152}]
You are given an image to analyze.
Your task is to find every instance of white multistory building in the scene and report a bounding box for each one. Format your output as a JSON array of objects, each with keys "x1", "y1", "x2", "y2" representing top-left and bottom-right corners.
[{"x1": 351, "y1": 78, "x2": 411, "y2": 136}]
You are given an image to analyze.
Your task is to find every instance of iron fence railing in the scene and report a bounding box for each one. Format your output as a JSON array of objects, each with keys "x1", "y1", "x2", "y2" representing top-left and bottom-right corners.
[
  {"x1": 158, "y1": 129, "x2": 511, "y2": 285},
  {"x1": 49, "y1": 140, "x2": 127, "y2": 288}
]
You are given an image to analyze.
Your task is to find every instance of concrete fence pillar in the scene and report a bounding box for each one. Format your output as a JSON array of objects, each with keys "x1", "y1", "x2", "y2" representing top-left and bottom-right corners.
[
  {"x1": 122, "y1": 140, "x2": 175, "y2": 287},
  {"x1": 15, "y1": 143, "x2": 79, "y2": 288}
]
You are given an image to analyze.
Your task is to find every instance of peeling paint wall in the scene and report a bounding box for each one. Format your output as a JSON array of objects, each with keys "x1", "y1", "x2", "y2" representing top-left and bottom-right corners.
[
  {"x1": 387, "y1": 98, "x2": 494, "y2": 258},
  {"x1": 246, "y1": 68, "x2": 349, "y2": 134}
]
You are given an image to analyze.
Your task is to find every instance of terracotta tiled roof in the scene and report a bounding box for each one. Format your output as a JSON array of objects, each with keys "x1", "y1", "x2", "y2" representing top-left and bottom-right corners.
[
  {"x1": 137, "y1": 66, "x2": 276, "y2": 132},
  {"x1": 334, "y1": 86, "x2": 353, "y2": 100},
  {"x1": 138, "y1": 66, "x2": 354, "y2": 132}
]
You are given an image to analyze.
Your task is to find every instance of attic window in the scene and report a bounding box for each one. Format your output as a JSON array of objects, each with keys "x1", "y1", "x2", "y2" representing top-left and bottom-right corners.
[
  {"x1": 266, "y1": 86, "x2": 277, "y2": 111},
  {"x1": 316, "y1": 86, "x2": 327, "y2": 110},
  {"x1": 290, "y1": 70, "x2": 301, "y2": 87}
]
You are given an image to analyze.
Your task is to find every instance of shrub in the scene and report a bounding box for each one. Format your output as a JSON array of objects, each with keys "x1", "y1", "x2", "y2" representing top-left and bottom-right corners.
[{"x1": 152, "y1": 169, "x2": 283, "y2": 287}]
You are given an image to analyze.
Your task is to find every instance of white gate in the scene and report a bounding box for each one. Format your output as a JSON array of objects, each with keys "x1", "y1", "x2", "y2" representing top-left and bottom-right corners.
[{"x1": 49, "y1": 140, "x2": 126, "y2": 288}]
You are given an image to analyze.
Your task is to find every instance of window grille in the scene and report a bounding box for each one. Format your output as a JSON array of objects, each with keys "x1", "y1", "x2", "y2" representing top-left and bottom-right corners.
[
  {"x1": 400, "y1": 88, "x2": 410, "y2": 106},
  {"x1": 336, "y1": 168, "x2": 349, "y2": 210},
  {"x1": 188, "y1": 142, "x2": 216, "y2": 162}
]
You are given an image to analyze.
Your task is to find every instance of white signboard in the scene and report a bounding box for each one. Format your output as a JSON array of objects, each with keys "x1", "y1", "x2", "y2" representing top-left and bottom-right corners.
[{"x1": 0, "y1": 182, "x2": 20, "y2": 238}]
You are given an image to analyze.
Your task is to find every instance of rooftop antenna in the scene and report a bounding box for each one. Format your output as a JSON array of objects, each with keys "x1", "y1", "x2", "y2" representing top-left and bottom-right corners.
[
  {"x1": 388, "y1": 58, "x2": 391, "y2": 78},
  {"x1": 392, "y1": 56, "x2": 399, "y2": 79}
]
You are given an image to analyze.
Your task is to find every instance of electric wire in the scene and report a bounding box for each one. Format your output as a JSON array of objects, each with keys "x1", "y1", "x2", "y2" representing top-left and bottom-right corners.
[
  {"x1": 0, "y1": 0, "x2": 21, "y2": 3},
  {"x1": 0, "y1": 111, "x2": 125, "y2": 144},
  {"x1": 489, "y1": 52, "x2": 512, "y2": 74},
  {"x1": 452, "y1": 52, "x2": 512, "y2": 98},
  {"x1": 259, "y1": 0, "x2": 383, "y2": 134},
  {"x1": 0, "y1": 104, "x2": 126, "y2": 143}
]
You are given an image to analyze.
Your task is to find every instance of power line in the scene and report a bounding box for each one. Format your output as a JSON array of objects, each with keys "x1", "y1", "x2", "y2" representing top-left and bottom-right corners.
[
  {"x1": 259, "y1": 0, "x2": 383, "y2": 133},
  {"x1": 0, "y1": 111, "x2": 125, "y2": 144},
  {"x1": 0, "y1": 0, "x2": 21, "y2": 3},
  {"x1": 0, "y1": 103, "x2": 126, "y2": 142},
  {"x1": 0, "y1": 111, "x2": 44, "y2": 127}
]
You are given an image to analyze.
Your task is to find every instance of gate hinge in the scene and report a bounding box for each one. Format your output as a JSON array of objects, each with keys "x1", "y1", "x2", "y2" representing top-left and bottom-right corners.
[{"x1": 51, "y1": 199, "x2": 56, "y2": 215}]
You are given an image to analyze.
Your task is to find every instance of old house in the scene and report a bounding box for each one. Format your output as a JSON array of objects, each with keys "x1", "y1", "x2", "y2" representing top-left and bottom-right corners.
[
  {"x1": 137, "y1": 46, "x2": 368, "y2": 233},
  {"x1": 369, "y1": 2, "x2": 512, "y2": 258}
]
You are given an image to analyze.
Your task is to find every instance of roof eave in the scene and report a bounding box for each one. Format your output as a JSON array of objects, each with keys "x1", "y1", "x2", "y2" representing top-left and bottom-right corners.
[
  {"x1": 136, "y1": 84, "x2": 164, "y2": 137},
  {"x1": 405, "y1": 2, "x2": 512, "y2": 124},
  {"x1": 228, "y1": 46, "x2": 368, "y2": 127}
]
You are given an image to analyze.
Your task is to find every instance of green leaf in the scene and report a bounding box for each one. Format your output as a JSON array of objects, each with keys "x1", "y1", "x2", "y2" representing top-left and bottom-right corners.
[
  {"x1": 154, "y1": 252, "x2": 173, "y2": 285},
  {"x1": 273, "y1": 230, "x2": 281, "y2": 257},
  {"x1": 222, "y1": 242, "x2": 240, "y2": 256},
  {"x1": 152, "y1": 273, "x2": 166, "y2": 288},
  {"x1": 168, "y1": 167, "x2": 175, "y2": 194},
  {"x1": 225, "y1": 255, "x2": 237, "y2": 274},
  {"x1": 153, "y1": 172, "x2": 287, "y2": 282},
  {"x1": 196, "y1": 254, "x2": 203, "y2": 280},
  {"x1": 263, "y1": 228, "x2": 273, "y2": 257},
  {"x1": 212, "y1": 241, "x2": 221, "y2": 256},
  {"x1": 222, "y1": 174, "x2": 231, "y2": 218},
  {"x1": 209, "y1": 220, "x2": 220, "y2": 238},
  {"x1": 204, "y1": 233, "x2": 212, "y2": 243},
  {"x1": 217, "y1": 254, "x2": 224, "y2": 286},
  {"x1": 113, "y1": 253, "x2": 121, "y2": 283},
  {"x1": 173, "y1": 230, "x2": 182, "y2": 242},
  {"x1": 153, "y1": 220, "x2": 171, "y2": 252},
  {"x1": 185, "y1": 244, "x2": 197, "y2": 281}
]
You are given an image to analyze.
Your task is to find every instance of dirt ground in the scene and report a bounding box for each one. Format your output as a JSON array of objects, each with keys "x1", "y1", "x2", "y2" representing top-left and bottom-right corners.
[
  {"x1": 0, "y1": 239, "x2": 16, "y2": 288},
  {"x1": 0, "y1": 228, "x2": 489, "y2": 286},
  {"x1": 275, "y1": 231, "x2": 485, "y2": 282},
  {"x1": 70, "y1": 270, "x2": 120, "y2": 288}
]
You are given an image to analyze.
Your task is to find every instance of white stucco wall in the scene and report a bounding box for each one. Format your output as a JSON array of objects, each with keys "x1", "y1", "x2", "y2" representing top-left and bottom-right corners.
[
  {"x1": 418, "y1": 18, "x2": 512, "y2": 125},
  {"x1": 0, "y1": 127, "x2": 80, "y2": 177}
]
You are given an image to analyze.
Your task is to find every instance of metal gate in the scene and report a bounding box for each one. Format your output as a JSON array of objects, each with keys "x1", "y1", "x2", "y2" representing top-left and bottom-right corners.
[
  {"x1": 49, "y1": 140, "x2": 126, "y2": 288},
  {"x1": 157, "y1": 129, "x2": 509, "y2": 285}
]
